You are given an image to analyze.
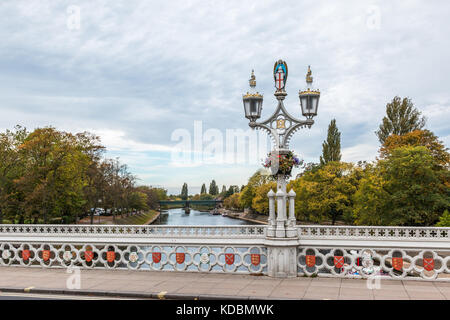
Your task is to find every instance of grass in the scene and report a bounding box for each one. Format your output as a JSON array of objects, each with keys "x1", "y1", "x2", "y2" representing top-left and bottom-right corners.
[{"x1": 113, "y1": 210, "x2": 159, "y2": 225}]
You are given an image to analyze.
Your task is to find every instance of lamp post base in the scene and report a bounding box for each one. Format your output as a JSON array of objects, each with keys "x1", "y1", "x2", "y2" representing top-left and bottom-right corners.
[{"x1": 265, "y1": 237, "x2": 299, "y2": 278}]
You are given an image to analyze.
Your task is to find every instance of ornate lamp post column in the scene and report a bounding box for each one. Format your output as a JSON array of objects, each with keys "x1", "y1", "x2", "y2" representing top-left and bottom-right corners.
[{"x1": 242, "y1": 60, "x2": 320, "y2": 277}]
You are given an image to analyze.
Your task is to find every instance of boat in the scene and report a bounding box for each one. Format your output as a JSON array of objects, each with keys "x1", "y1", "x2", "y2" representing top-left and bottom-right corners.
[{"x1": 210, "y1": 208, "x2": 220, "y2": 215}]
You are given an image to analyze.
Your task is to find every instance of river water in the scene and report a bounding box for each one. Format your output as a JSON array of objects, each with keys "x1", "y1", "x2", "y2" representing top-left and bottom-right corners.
[{"x1": 152, "y1": 208, "x2": 256, "y2": 225}]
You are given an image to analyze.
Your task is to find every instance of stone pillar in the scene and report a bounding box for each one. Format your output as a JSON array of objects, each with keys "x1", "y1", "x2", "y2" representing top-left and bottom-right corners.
[
  {"x1": 286, "y1": 189, "x2": 297, "y2": 238},
  {"x1": 265, "y1": 238, "x2": 298, "y2": 278},
  {"x1": 275, "y1": 188, "x2": 286, "y2": 238},
  {"x1": 267, "y1": 189, "x2": 276, "y2": 238}
]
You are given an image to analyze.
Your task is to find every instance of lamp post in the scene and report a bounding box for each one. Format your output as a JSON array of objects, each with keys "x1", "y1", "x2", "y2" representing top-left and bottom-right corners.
[{"x1": 243, "y1": 60, "x2": 320, "y2": 277}]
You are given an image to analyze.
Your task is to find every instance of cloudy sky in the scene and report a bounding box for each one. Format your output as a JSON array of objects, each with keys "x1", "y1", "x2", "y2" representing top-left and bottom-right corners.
[{"x1": 1, "y1": 1, "x2": 449, "y2": 195}]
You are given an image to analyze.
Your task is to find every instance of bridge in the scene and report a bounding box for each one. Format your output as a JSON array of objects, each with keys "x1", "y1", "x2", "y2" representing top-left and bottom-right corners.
[{"x1": 158, "y1": 199, "x2": 223, "y2": 213}]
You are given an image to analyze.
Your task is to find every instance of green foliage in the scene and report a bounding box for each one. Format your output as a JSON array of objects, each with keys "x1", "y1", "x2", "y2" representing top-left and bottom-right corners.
[
  {"x1": 208, "y1": 180, "x2": 219, "y2": 195},
  {"x1": 320, "y1": 119, "x2": 341, "y2": 165},
  {"x1": 252, "y1": 182, "x2": 277, "y2": 215},
  {"x1": 436, "y1": 210, "x2": 450, "y2": 227},
  {"x1": 180, "y1": 183, "x2": 188, "y2": 200},
  {"x1": 239, "y1": 170, "x2": 270, "y2": 210},
  {"x1": 0, "y1": 126, "x2": 163, "y2": 224},
  {"x1": 200, "y1": 183, "x2": 207, "y2": 194},
  {"x1": 289, "y1": 162, "x2": 357, "y2": 225},
  {"x1": 354, "y1": 146, "x2": 449, "y2": 226},
  {"x1": 223, "y1": 193, "x2": 242, "y2": 210},
  {"x1": 376, "y1": 96, "x2": 426, "y2": 144}
]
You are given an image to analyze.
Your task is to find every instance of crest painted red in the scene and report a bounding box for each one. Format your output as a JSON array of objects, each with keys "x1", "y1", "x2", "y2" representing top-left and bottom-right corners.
[
  {"x1": 22, "y1": 249, "x2": 30, "y2": 261},
  {"x1": 106, "y1": 251, "x2": 115, "y2": 263},
  {"x1": 251, "y1": 254, "x2": 260, "y2": 266},
  {"x1": 225, "y1": 253, "x2": 234, "y2": 265},
  {"x1": 306, "y1": 255, "x2": 316, "y2": 267},
  {"x1": 176, "y1": 252, "x2": 185, "y2": 264},
  {"x1": 42, "y1": 250, "x2": 50, "y2": 261},
  {"x1": 423, "y1": 258, "x2": 434, "y2": 271},
  {"x1": 334, "y1": 256, "x2": 344, "y2": 269},
  {"x1": 84, "y1": 250, "x2": 94, "y2": 262},
  {"x1": 392, "y1": 257, "x2": 403, "y2": 271},
  {"x1": 152, "y1": 252, "x2": 161, "y2": 263}
]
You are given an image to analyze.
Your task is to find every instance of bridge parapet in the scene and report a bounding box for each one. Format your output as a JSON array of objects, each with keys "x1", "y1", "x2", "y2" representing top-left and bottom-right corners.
[{"x1": 0, "y1": 224, "x2": 448, "y2": 280}]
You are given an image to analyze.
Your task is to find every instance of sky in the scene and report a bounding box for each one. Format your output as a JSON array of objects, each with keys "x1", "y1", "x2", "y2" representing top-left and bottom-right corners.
[{"x1": 1, "y1": 1, "x2": 449, "y2": 195}]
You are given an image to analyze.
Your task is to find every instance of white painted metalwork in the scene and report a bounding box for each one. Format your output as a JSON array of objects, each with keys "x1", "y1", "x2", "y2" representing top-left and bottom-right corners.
[{"x1": 0, "y1": 224, "x2": 448, "y2": 280}]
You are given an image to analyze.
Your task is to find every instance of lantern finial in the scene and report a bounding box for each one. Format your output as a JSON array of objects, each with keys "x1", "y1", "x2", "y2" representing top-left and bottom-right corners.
[
  {"x1": 306, "y1": 65, "x2": 313, "y2": 84},
  {"x1": 249, "y1": 69, "x2": 256, "y2": 88}
]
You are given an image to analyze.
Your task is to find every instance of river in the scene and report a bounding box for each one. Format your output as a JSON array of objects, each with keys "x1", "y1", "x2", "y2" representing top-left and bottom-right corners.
[{"x1": 152, "y1": 208, "x2": 256, "y2": 225}]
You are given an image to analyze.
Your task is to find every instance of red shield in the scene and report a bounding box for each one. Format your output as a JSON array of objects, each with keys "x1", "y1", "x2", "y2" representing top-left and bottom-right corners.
[
  {"x1": 106, "y1": 251, "x2": 115, "y2": 263},
  {"x1": 22, "y1": 249, "x2": 30, "y2": 261},
  {"x1": 392, "y1": 257, "x2": 403, "y2": 271},
  {"x1": 423, "y1": 258, "x2": 434, "y2": 271},
  {"x1": 225, "y1": 253, "x2": 235, "y2": 265},
  {"x1": 334, "y1": 256, "x2": 344, "y2": 269},
  {"x1": 306, "y1": 255, "x2": 316, "y2": 267},
  {"x1": 152, "y1": 252, "x2": 161, "y2": 263},
  {"x1": 42, "y1": 250, "x2": 50, "y2": 261},
  {"x1": 251, "y1": 254, "x2": 260, "y2": 266},
  {"x1": 84, "y1": 250, "x2": 94, "y2": 262},
  {"x1": 176, "y1": 252, "x2": 185, "y2": 264}
]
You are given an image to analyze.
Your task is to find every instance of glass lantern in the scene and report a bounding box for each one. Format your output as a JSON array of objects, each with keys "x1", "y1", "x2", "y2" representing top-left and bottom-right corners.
[
  {"x1": 299, "y1": 89, "x2": 320, "y2": 119},
  {"x1": 243, "y1": 93, "x2": 263, "y2": 121}
]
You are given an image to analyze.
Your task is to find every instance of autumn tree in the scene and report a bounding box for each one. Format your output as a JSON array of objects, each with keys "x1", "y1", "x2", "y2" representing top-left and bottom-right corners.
[
  {"x1": 320, "y1": 119, "x2": 341, "y2": 165},
  {"x1": 223, "y1": 193, "x2": 243, "y2": 211},
  {"x1": 239, "y1": 170, "x2": 271, "y2": 211},
  {"x1": 354, "y1": 146, "x2": 449, "y2": 226},
  {"x1": 289, "y1": 162, "x2": 358, "y2": 224},
  {"x1": 380, "y1": 129, "x2": 450, "y2": 169},
  {"x1": 375, "y1": 96, "x2": 426, "y2": 144},
  {"x1": 252, "y1": 182, "x2": 277, "y2": 215}
]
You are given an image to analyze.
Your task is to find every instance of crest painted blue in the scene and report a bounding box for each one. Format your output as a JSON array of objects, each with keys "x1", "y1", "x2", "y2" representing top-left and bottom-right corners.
[{"x1": 273, "y1": 60, "x2": 288, "y2": 90}]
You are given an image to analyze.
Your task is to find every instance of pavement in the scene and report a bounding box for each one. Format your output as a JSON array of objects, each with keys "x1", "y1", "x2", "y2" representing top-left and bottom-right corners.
[{"x1": 0, "y1": 266, "x2": 449, "y2": 300}]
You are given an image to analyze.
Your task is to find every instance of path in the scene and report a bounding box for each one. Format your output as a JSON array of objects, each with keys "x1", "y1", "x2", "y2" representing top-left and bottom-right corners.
[{"x1": 0, "y1": 267, "x2": 448, "y2": 300}]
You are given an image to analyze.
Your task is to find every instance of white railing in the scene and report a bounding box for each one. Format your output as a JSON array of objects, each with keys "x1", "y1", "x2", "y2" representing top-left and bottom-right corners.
[
  {"x1": 0, "y1": 224, "x2": 267, "y2": 238},
  {"x1": 297, "y1": 225, "x2": 449, "y2": 240},
  {"x1": 0, "y1": 224, "x2": 449, "y2": 280}
]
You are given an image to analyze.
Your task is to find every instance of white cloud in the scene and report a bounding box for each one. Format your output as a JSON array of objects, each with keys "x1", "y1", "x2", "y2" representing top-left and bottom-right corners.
[{"x1": 0, "y1": 0, "x2": 449, "y2": 190}]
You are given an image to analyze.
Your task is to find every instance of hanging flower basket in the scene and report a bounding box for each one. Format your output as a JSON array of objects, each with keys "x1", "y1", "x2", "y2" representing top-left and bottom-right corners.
[{"x1": 262, "y1": 151, "x2": 302, "y2": 178}]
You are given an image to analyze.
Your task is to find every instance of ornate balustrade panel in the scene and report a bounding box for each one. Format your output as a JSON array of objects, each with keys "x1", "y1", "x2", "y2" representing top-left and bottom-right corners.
[
  {"x1": 0, "y1": 242, "x2": 267, "y2": 274},
  {"x1": 0, "y1": 225, "x2": 267, "y2": 239},
  {"x1": 1, "y1": 224, "x2": 449, "y2": 280},
  {"x1": 297, "y1": 226, "x2": 449, "y2": 240},
  {"x1": 297, "y1": 246, "x2": 450, "y2": 280}
]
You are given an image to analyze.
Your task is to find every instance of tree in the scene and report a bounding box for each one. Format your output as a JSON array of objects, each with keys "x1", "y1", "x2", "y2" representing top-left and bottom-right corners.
[
  {"x1": 180, "y1": 183, "x2": 188, "y2": 200},
  {"x1": 221, "y1": 185, "x2": 226, "y2": 194},
  {"x1": 239, "y1": 170, "x2": 271, "y2": 210},
  {"x1": 200, "y1": 183, "x2": 207, "y2": 194},
  {"x1": 288, "y1": 162, "x2": 358, "y2": 224},
  {"x1": 252, "y1": 182, "x2": 277, "y2": 215},
  {"x1": 354, "y1": 146, "x2": 449, "y2": 226},
  {"x1": 223, "y1": 193, "x2": 242, "y2": 211},
  {"x1": 375, "y1": 96, "x2": 426, "y2": 144},
  {"x1": 0, "y1": 126, "x2": 28, "y2": 223},
  {"x1": 209, "y1": 180, "x2": 219, "y2": 195},
  {"x1": 436, "y1": 210, "x2": 450, "y2": 227},
  {"x1": 320, "y1": 119, "x2": 341, "y2": 165},
  {"x1": 380, "y1": 129, "x2": 450, "y2": 169},
  {"x1": 129, "y1": 191, "x2": 148, "y2": 212}
]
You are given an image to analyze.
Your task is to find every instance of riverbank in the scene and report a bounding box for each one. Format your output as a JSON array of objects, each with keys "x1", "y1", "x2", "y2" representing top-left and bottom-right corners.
[
  {"x1": 218, "y1": 208, "x2": 268, "y2": 225},
  {"x1": 78, "y1": 210, "x2": 160, "y2": 225}
]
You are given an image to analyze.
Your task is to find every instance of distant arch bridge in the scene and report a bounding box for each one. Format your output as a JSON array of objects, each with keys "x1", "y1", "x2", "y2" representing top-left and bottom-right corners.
[{"x1": 158, "y1": 199, "x2": 223, "y2": 213}]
